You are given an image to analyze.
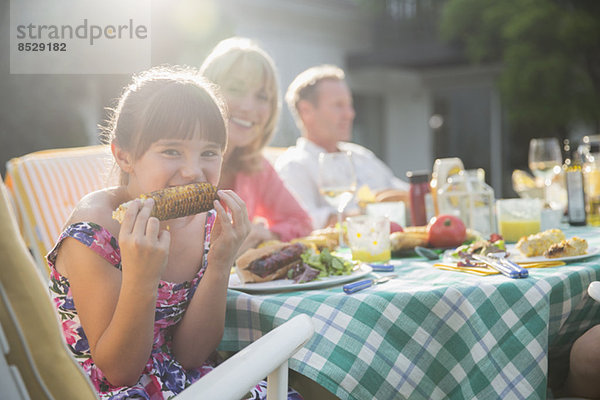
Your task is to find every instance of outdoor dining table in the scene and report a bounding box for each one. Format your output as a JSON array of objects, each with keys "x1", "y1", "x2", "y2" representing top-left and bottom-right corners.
[{"x1": 219, "y1": 226, "x2": 600, "y2": 400}]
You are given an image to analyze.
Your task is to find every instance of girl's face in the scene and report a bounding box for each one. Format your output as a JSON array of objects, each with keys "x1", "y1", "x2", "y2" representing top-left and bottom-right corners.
[
  {"x1": 125, "y1": 137, "x2": 223, "y2": 196},
  {"x1": 220, "y1": 66, "x2": 272, "y2": 151}
]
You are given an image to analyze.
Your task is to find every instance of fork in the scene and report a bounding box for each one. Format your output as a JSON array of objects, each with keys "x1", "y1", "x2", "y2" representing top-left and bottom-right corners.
[{"x1": 471, "y1": 253, "x2": 528, "y2": 279}]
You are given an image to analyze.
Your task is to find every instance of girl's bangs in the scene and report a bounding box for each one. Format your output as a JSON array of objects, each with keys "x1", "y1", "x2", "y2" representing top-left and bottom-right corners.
[{"x1": 135, "y1": 82, "x2": 227, "y2": 158}]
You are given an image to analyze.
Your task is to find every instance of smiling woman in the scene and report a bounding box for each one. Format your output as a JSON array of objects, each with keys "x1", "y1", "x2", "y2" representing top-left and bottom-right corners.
[
  {"x1": 200, "y1": 37, "x2": 313, "y2": 255},
  {"x1": 200, "y1": 37, "x2": 279, "y2": 173}
]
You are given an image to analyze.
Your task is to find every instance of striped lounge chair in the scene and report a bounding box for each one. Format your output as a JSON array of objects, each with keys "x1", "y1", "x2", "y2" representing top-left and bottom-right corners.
[{"x1": 4, "y1": 145, "x2": 114, "y2": 277}]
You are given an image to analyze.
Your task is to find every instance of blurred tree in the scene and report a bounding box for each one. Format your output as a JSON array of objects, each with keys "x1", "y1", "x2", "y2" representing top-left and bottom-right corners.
[{"x1": 440, "y1": 0, "x2": 600, "y2": 136}]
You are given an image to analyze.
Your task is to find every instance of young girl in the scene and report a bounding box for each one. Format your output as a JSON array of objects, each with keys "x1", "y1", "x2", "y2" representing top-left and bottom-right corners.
[
  {"x1": 200, "y1": 37, "x2": 313, "y2": 256},
  {"x1": 47, "y1": 66, "x2": 301, "y2": 399}
]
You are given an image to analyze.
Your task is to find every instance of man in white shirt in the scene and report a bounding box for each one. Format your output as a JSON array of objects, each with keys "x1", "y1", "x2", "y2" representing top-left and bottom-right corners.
[{"x1": 276, "y1": 64, "x2": 408, "y2": 229}]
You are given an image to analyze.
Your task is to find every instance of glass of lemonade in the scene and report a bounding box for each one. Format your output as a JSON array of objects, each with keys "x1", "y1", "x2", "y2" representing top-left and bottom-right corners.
[
  {"x1": 496, "y1": 198, "x2": 542, "y2": 243},
  {"x1": 346, "y1": 215, "x2": 391, "y2": 263}
]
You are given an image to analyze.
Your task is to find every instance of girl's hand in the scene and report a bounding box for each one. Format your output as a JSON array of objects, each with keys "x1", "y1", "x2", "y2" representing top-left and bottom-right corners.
[
  {"x1": 208, "y1": 190, "x2": 251, "y2": 273},
  {"x1": 118, "y1": 198, "x2": 170, "y2": 286}
]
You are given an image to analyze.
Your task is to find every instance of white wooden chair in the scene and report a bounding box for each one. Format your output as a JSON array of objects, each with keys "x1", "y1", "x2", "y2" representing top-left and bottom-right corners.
[
  {"x1": 589, "y1": 281, "x2": 600, "y2": 302},
  {"x1": 0, "y1": 168, "x2": 314, "y2": 399}
]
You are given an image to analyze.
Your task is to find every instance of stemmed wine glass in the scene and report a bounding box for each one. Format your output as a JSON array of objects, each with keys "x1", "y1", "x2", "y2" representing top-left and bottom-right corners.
[
  {"x1": 318, "y1": 152, "x2": 357, "y2": 248},
  {"x1": 528, "y1": 137, "x2": 563, "y2": 207}
]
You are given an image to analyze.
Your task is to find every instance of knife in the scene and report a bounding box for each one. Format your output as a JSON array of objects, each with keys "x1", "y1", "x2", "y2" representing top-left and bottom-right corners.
[{"x1": 343, "y1": 274, "x2": 397, "y2": 294}]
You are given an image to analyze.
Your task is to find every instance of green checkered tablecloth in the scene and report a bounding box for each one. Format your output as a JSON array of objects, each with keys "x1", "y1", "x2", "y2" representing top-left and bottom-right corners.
[{"x1": 220, "y1": 227, "x2": 600, "y2": 400}]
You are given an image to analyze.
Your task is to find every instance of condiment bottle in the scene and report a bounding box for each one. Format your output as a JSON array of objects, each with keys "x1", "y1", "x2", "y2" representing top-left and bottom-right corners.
[
  {"x1": 406, "y1": 171, "x2": 430, "y2": 226},
  {"x1": 583, "y1": 142, "x2": 600, "y2": 226},
  {"x1": 430, "y1": 157, "x2": 464, "y2": 215},
  {"x1": 564, "y1": 141, "x2": 586, "y2": 226}
]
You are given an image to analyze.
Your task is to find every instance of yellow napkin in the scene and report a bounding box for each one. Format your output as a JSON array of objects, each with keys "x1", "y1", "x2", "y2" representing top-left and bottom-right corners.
[{"x1": 433, "y1": 260, "x2": 566, "y2": 276}]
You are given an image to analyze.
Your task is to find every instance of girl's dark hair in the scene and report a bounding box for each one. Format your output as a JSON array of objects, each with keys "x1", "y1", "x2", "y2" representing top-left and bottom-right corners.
[{"x1": 101, "y1": 66, "x2": 228, "y2": 184}]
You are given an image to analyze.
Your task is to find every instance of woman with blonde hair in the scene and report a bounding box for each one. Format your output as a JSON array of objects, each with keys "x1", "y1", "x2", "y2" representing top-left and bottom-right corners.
[{"x1": 201, "y1": 37, "x2": 312, "y2": 255}]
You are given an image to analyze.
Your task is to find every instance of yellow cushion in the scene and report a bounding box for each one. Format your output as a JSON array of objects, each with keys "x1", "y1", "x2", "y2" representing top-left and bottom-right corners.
[
  {"x1": 5, "y1": 145, "x2": 114, "y2": 276},
  {"x1": 0, "y1": 179, "x2": 98, "y2": 399}
]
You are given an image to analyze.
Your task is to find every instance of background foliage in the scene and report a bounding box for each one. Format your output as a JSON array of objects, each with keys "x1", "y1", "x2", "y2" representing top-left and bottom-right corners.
[{"x1": 440, "y1": 0, "x2": 600, "y2": 136}]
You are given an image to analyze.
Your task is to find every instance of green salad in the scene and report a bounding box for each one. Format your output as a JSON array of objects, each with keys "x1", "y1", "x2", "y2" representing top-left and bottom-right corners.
[{"x1": 300, "y1": 248, "x2": 355, "y2": 277}]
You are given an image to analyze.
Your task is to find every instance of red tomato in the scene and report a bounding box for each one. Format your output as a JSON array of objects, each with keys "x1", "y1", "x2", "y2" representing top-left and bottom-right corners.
[
  {"x1": 489, "y1": 233, "x2": 503, "y2": 243},
  {"x1": 390, "y1": 222, "x2": 404, "y2": 234},
  {"x1": 427, "y1": 215, "x2": 467, "y2": 248}
]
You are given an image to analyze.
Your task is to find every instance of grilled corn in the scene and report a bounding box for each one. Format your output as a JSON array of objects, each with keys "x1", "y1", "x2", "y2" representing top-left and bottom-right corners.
[
  {"x1": 390, "y1": 231, "x2": 429, "y2": 252},
  {"x1": 112, "y1": 183, "x2": 217, "y2": 223}
]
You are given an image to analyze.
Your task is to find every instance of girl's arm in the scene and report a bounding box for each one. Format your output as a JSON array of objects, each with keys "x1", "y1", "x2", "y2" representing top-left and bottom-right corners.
[
  {"x1": 59, "y1": 199, "x2": 170, "y2": 386},
  {"x1": 172, "y1": 190, "x2": 250, "y2": 369}
]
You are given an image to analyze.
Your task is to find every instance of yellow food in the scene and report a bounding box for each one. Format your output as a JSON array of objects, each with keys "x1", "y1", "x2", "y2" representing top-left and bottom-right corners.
[
  {"x1": 544, "y1": 237, "x2": 588, "y2": 258},
  {"x1": 290, "y1": 226, "x2": 344, "y2": 252},
  {"x1": 357, "y1": 185, "x2": 377, "y2": 208},
  {"x1": 515, "y1": 228, "x2": 566, "y2": 257},
  {"x1": 311, "y1": 226, "x2": 343, "y2": 241},
  {"x1": 291, "y1": 236, "x2": 336, "y2": 252},
  {"x1": 512, "y1": 169, "x2": 544, "y2": 198},
  {"x1": 465, "y1": 228, "x2": 483, "y2": 243},
  {"x1": 512, "y1": 169, "x2": 537, "y2": 190},
  {"x1": 404, "y1": 226, "x2": 428, "y2": 234},
  {"x1": 112, "y1": 183, "x2": 217, "y2": 223},
  {"x1": 390, "y1": 231, "x2": 429, "y2": 252},
  {"x1": 258, "y1": 240, "x2": 284, "y2": 249}
]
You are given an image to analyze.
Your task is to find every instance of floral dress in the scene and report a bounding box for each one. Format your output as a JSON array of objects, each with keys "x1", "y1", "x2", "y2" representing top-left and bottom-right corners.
[{"x1": 47, "y1": 212, "x2": 302, "y2": 400}]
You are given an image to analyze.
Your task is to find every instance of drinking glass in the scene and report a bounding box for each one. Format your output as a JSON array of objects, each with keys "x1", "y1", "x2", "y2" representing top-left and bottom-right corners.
[
  {"x1": 496, "y1": 198, "x2": 542, "y2": 243},
  {"x1": 318, "y1": 152, "x2": 357, "y2": 248},
  {"x1": 528, "y1": 138, "x2": 563, "y2": 204},
  {"x1": 346, "y1": 215, "x2": 391, "y2": 262}
]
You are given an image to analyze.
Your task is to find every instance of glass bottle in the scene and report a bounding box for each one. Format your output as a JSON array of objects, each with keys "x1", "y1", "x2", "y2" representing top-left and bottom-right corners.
[
  {"x1": 430, "y1": 157, "x2": 464, "y2": 215},
  {"x1": 564, "y1": 143, "x2": 586, "y2": 225},
  {"x1": 406, "y1": 171, "x2": 430, "y2": 226},
  {"x1": 583, "y1": 142, "x2": 600, "y2": 226},
  {"x1": 437, "y1": 169, "x2": 496, "y2": 237}
]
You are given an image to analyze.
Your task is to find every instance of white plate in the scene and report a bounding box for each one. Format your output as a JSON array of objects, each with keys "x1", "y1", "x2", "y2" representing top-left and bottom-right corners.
[
  {"x1": 228, "y1": 264, "x2": 373, "y2": 294},
  {"x1": 507, "y1": 245, "x2": 600, "y2": 263}
]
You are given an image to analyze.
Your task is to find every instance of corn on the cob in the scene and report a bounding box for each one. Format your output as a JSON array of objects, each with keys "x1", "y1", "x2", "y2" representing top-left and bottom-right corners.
[{"x1": 112, "y1": 183, "x2": 217, "y2": 223}]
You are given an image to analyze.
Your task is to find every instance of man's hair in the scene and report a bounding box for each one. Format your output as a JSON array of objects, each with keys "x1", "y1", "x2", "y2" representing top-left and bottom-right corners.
[{"x1": 285, "y1": 64, "x2": 345, "y2": 127}]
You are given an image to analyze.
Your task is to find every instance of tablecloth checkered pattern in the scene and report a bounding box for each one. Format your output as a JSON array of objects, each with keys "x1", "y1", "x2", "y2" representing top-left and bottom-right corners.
[{"x1": 220, "y1": 227, "x2": 600, "y2": 400}]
